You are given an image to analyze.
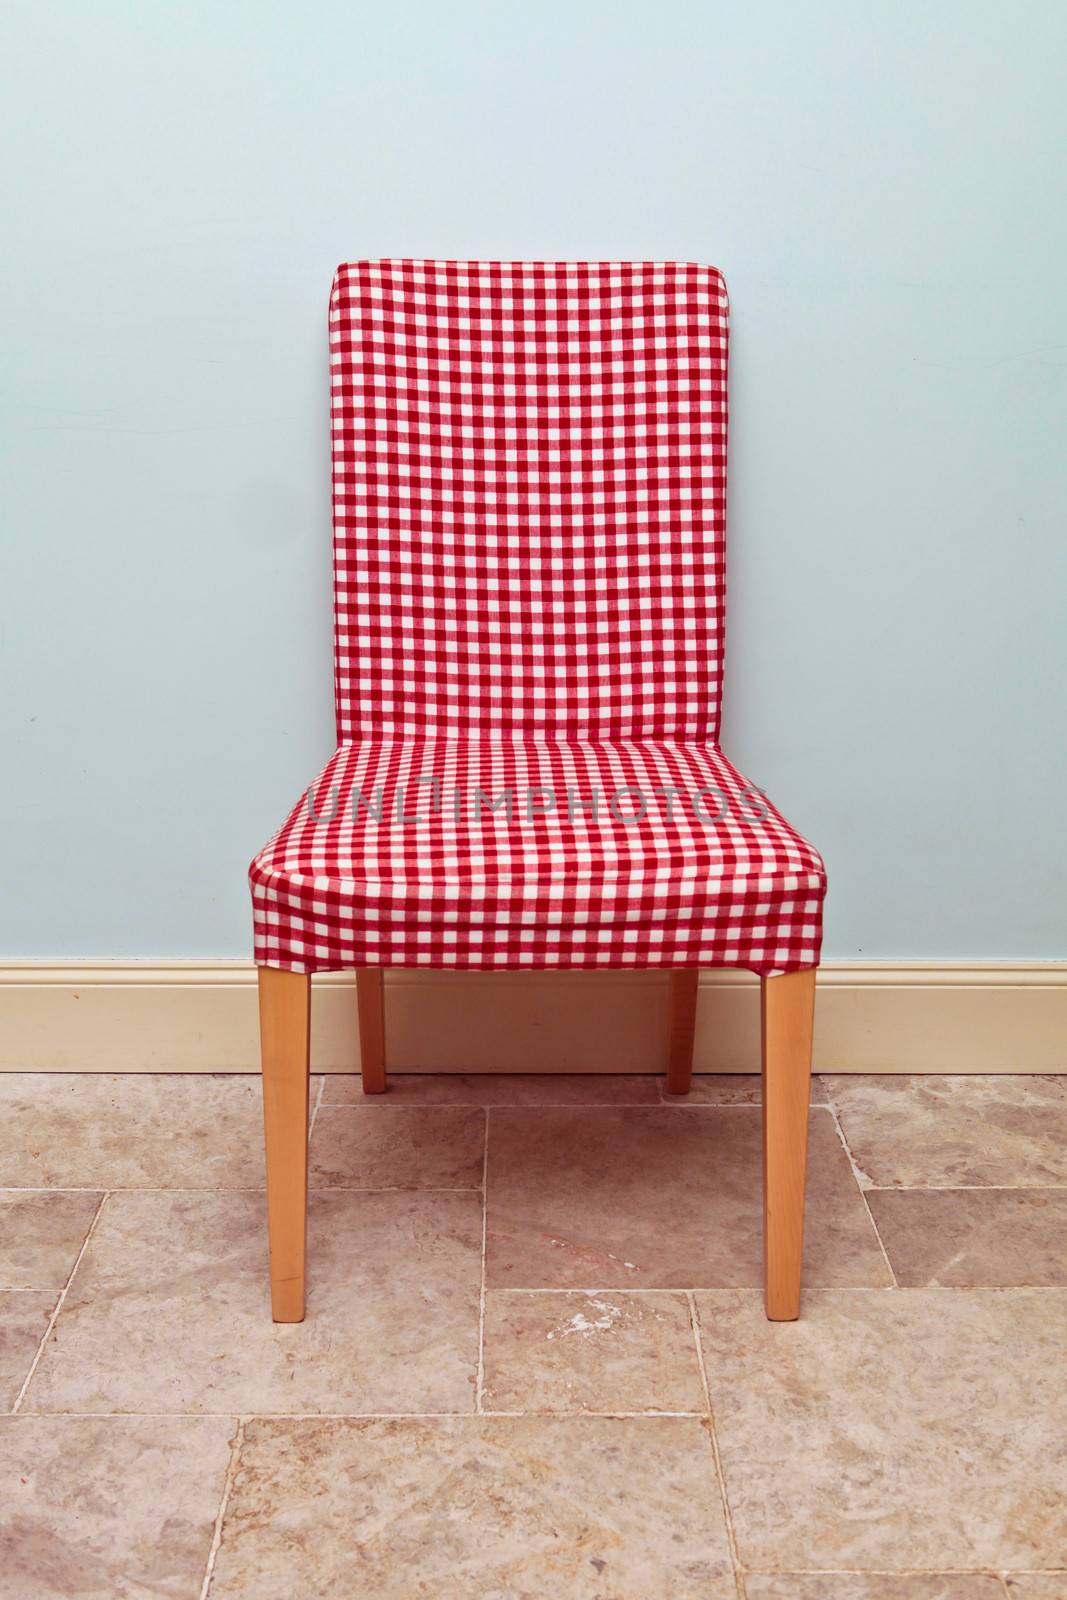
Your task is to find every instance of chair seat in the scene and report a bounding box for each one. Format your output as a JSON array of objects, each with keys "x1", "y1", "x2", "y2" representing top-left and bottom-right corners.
[{"x1": 250, "y1": 737, "x2": 825, "y2": 974}]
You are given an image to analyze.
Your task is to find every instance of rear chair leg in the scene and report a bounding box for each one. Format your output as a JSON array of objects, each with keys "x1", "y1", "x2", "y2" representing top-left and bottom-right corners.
[
  {"x1": 761, "y1": 967, "x2": 816, "y2": 1320},
  {"x1": 258, "y1": 966, "x2": 311, "y2": 1323},
  {"x1": 357, "y1": 968, "x2": 386, "y2": 1094},
  {"x1": 666, "y1": 970, "x2": 699, "y2": 1095}
]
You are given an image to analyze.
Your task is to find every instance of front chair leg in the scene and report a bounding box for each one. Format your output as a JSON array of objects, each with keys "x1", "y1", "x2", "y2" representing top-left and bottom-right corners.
[
  {"x1": 258, "y1": 966, "x2": 311, "y2": 1322},
  {"x1": 761, "y1": 967, "x2": 816, "y2": 1321},
  {"x1": 666, "y1": 970, "x2": 699, "y2": 1094}
]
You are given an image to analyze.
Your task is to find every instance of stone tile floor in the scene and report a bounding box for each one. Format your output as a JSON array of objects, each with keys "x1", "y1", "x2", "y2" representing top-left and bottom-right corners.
[{"x1": 0, "y1": 1071, "x2": 1065, "y2": 1599}]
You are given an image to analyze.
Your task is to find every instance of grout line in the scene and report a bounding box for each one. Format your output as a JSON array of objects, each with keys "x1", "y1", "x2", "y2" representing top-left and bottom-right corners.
[
  {"x1": 480, "y1": 1408, "x2": 705, "y2": 1418},
  {"x1": 656, "y1": 1093, "x2": 833, "y2": 1109},
  {"x1": 316, "y1": 1102, "x2": 505, "y2": 1112},
  {"x1": 11, "y1": 1192, "x2": 109, "y2": 1414},
  {"x1": 0, "y1": 1186, "x2": 273, "y2": 1194},
  {"x1": 827, "y1": 1104, "x2": 898, "y2": 1288},
  {"x1": 480, "y1": 1409, "x2": 706, "y2": 1418},
  {"x1": 3, "y1": 1287, "x2": 92, "y2": 1295},
  {"x1": 687, "y1": 1291, "x2": 746, "y2": 1600},
  {"x1": 0, "y1": 1184, "x2": 486, "y2": 1195},
  {"x1": 457, "y1": 1286, "x2": 733, "y2": 1296},
  {"x1": 862, "y1": 1183, "x2": 1067, "y2": 1192},
  {"x1": 198, "y1": 1416, "x2": 244, "y2": 1600},
  {"x1": 370, "y1": 1283, "x2": 1067, "y2": 1296},
  {"x1": 446, "y1": 1284, "x2": 1038, "y2": 1297},
  {"x1": 317, "y1": 1095, "x2": 842, "y2": 1110},
  {"x1": 10, "y1": 1408, "x2": 711, "y2": 1420},
  {"x1": 0, "y1": 1187, "x2": 110, "y2": 1195},
  {"x1": 4, "y1": 1180, "x2": 1065, "y2": 1195},
  {"x1": 741, "y1": 1570, "x2": 1040, "y2": 1579},
  {"x1": 307, "y1": 1075, "x2": 326, "y2": 1140},
  {"x1": 320, "y1": 1093, "x2": 662, "y2": 1108},
  {"x1": 310, "y1": 1185, "x2": 482, "y2": 1194},
  {"x1": 317, "y1": 1099, "x2": 664, "y2": 1109},
  {"x1": 475, "y1": 1110, "x2": 489, "y2": 1413}
]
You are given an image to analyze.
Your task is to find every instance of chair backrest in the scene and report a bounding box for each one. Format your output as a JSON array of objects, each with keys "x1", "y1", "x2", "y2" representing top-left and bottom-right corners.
[{"x1": 330, "y1": 259, "x2": 728, "y2": 744}]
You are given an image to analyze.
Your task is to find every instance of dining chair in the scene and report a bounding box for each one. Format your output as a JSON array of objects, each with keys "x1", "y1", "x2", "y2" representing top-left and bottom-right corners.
[{"x1": 249, "y1": 259, "x2": 826, "y2": 1326}]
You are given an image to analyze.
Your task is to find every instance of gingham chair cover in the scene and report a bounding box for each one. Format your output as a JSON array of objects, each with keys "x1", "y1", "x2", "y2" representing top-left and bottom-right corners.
[{"x1": 250, "y1": 260, "x2": 825, "y2": 973}]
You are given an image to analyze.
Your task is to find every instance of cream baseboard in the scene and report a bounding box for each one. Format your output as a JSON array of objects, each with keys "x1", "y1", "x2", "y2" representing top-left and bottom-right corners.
[{"x1": 0, "y1": 962, "x2": 1064, "y2": 1074}]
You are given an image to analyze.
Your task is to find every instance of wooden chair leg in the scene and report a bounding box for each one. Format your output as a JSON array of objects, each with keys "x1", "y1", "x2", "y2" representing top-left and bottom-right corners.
[
  {"x1": 258, "y1": 965, "x2": 311, "y2": 1323},
  {"x1": 356, "y1": 968, "x2": 386, "y2": 1094},
  {"x1": 761, "y1": 967, "x2": 816, "y2": 1321},
  {"x1": 666, "y1": 970, "x2": 699, "y2": 1094}
]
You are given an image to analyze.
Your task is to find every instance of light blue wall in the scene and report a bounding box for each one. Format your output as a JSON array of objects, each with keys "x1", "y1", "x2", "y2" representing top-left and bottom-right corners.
[{"x1": 2, "y1": 0, "x2": 1065, "y2": 959}]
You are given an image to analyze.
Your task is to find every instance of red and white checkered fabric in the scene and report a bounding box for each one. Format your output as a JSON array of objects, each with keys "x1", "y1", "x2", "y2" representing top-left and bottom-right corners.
[
  {"x1": 331, "y1": 258, "x2": 727, "y2": 742},
  {"x1": 250, "y1": 737, "x2": 825, "y2": 972},
  {"x1": 250, "y1": 260, "x2": 825, "y2": 974}
]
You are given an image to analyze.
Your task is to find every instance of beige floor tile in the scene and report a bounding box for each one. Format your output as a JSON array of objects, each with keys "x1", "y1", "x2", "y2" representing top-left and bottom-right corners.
[
  {"x1": 24, "y1": 1189, "x2": 482, "y2": 1415},
  {"x1": 208, "y1": 1415, "x2": 736, "y2": 1599},
  {"x1": 0, "y1": 1414, "x2": 234, "y2": 1600},
  {"x1": 662, "y1": 1074, "x2": 764, "y2": 1105},
  {"x1": 0, "y1": 1074, "x2": 269, "y2": 1188},
  {"x1": 481, "y1": 1290, "x2": 704, "y2": 1413},
  {"x1": 745, "y1": 1578, "x2": 1005, "y2": 1599},
  {"x1": 822, "y1": 1075, "x2": 1067, "y2": 1187},
  {"x1": 659, "y1": 1075, "x2": 832, "y2": 1105},
  {"x1": 309, "y1": 1106, "x2": 484, "y2": 1188},
  {"x1": 0, "y1": 1293, "x2": 53, "y2": 1408},
  {"x1": 486, "y1": 1107, "x2": 889, "y2": 1289},
  {"x1": 696, "y1": 1288, "x2": 1067, "y2": 1571},
  {"x1": 321, "y1": 1072, "x2": 662, "y2": 1104},
  {"x1": 867, "y1": 1189, "x2": 1067, "y2": 1286},
  {"x1": 0, "y1": 1191, "x2": 101, "y2": 1290},
  {"x1": 1005, "y1": 1578, "x2": 1067, "y2": 1598}
]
